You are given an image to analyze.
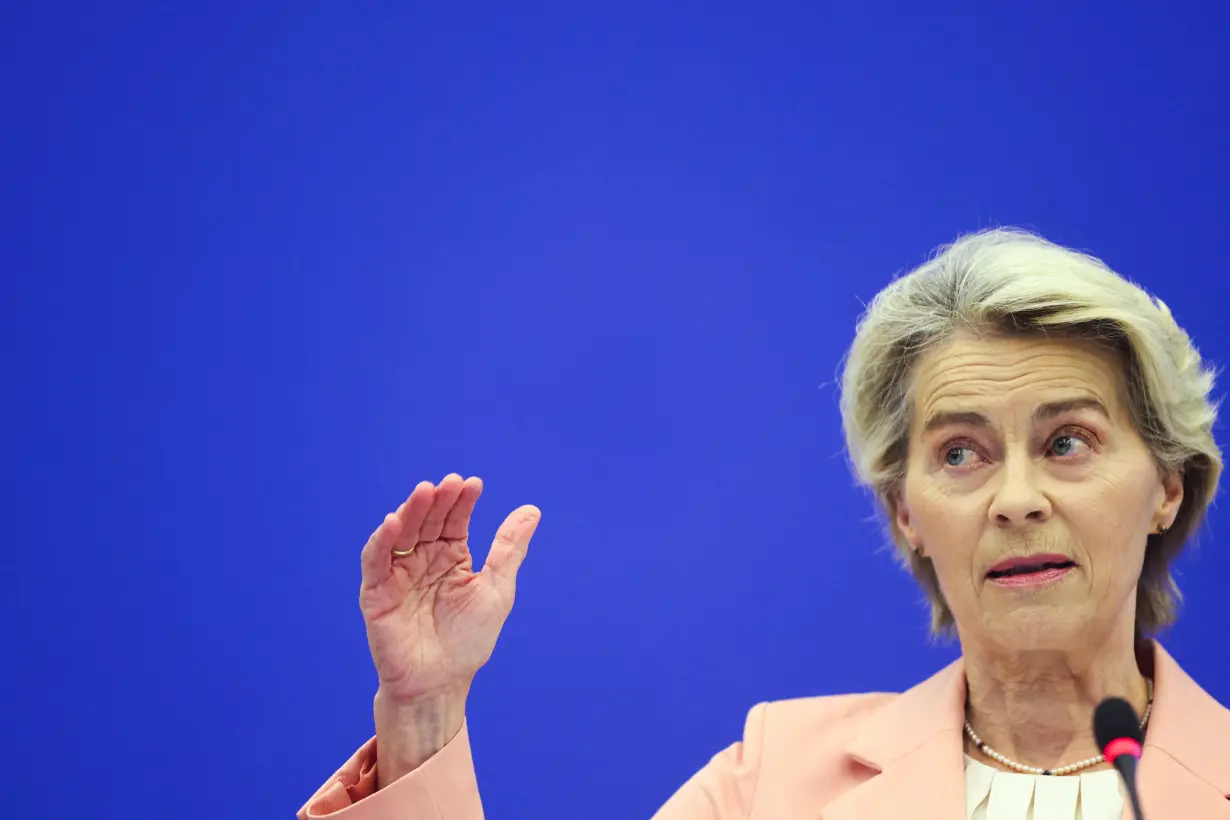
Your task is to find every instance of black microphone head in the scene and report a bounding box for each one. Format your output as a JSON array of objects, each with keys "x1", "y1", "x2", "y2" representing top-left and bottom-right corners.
[{"x1": 1093, "y1": 697, "x2": 1144, "y2": 752}]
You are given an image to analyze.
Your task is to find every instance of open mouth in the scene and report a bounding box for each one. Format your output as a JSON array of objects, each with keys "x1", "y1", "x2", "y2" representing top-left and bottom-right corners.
[{"x1": 987, "y1": 560, "x2": 1076, "y2": 579}]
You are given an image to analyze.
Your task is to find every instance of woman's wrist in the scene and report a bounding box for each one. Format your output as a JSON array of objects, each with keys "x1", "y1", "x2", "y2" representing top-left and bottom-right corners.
[{"x1": 372, "y1": 684, "x2": 470, "y2": 788}]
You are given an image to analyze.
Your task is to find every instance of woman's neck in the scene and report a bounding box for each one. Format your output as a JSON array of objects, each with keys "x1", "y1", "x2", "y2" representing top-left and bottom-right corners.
[{"x1": 961, "y1": 634, "x2": 1151, "y2": 772}]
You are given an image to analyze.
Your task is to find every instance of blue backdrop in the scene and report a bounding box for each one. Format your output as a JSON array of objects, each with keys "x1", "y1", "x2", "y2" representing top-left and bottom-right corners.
[{"x1": 4, "y1": 3, "x2": 1229, "y2": 819}]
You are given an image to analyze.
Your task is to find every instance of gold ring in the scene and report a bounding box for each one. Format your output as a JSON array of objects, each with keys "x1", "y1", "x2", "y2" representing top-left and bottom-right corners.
[{"x1": 391, "y1": 546, "x2": 417, "y2": 557}]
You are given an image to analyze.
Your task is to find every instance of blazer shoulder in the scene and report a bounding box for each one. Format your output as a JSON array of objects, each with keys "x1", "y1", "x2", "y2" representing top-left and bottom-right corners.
[
  {"x1": 717, "y1": 690, "x2": 899, "y2": 811},
  {"x1": 740, "y1": 690, "x2": 899, "y2": 753},
  {"x1": 765, "y1": 690, "x2": 899, "y2": 723}
]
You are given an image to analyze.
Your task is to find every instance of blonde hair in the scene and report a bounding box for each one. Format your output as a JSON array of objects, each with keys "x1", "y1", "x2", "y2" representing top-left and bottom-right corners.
[{"x1": 838, "y1": 227, "x2": 1223, "y2": 636}]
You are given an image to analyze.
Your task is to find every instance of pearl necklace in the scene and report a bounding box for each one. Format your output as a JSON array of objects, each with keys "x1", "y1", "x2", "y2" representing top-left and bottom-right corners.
[{"x1": 963, "y1": 679, "x2": 1153, "y2": 776}]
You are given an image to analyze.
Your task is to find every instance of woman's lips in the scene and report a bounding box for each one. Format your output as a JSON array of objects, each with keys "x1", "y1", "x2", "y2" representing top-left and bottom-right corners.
[
  {"x1": 985, "y1": 553, "x2": 1077, "y2": 588},
  {"x1": 987, "y1": 564, "x2": 1075, "y2": 588}
]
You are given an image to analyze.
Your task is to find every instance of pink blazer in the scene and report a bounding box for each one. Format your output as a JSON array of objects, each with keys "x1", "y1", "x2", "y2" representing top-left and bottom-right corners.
[{"x1": 298, "y1": 643, "x2": 1230, "y2": 818}]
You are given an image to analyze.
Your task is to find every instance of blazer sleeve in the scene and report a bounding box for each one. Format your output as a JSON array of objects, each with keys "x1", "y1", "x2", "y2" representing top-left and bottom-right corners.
[
  {"x1": 296, "y1": 719, "x2": 484, "y2": 820},
  {"x1": 297, "y1": 703, "x2": 767, "y2": 820},
  {"x1": 649, "y1": 702, "x2": 768, "y2": 820}
]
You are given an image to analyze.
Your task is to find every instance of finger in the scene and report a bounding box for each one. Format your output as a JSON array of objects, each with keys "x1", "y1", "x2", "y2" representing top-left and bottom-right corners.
[
  {"x1": 361, "y1": 482, "x2": 434, "y2": 582},
  {"x1": 440, "y1": 477, "x2": 483, "y2": 540},
  {"x1": 391, "y1": 481, "x2": 437, "y2": 547},
  {"x1": 360, "y1": 512, "x2": 403, "y2": 587},
  {"x1": 419, "y1": 473, "x2": 465, "y2": 542},
  {"x1": 482, "y1": 505, "x2": 541, "y2": 596}
]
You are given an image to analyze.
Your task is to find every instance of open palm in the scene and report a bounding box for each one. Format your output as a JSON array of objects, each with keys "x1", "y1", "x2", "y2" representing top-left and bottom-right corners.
[{"x1": 359, "y1": 474, "x2": 541, "y2": 702}]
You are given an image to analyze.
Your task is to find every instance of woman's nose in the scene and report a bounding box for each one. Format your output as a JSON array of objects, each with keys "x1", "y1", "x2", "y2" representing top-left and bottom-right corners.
[{"x1": 987, "y1": 457, "x2": 1053, "y2": 527}]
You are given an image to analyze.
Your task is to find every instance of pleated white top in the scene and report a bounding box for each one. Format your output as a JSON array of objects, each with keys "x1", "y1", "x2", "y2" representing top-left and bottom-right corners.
[{"x1": 964, "y1": 754, "x2": 1125, "y2": 820}]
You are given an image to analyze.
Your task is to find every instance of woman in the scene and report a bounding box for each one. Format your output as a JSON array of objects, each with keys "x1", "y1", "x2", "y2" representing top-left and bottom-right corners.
[{"x1": 298, "y1": 228, "x2": 1230, "y2": 819}]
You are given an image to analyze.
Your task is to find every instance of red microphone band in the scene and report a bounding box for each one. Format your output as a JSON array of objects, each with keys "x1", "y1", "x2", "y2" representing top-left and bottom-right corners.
[{"x1": 1103, "y1": 737, "x2": 1143, "y2": 762}]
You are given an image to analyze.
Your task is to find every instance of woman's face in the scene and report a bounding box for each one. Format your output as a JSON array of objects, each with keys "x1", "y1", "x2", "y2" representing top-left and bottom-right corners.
[{"x1": 895, "y1": 332, "x2": 1184, "y2": 650}]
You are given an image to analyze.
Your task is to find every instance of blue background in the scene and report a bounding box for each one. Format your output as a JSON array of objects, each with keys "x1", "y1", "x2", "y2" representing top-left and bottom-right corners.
[{"x1": 4, "y1": 3, "x2": 1229, "y2": 818}]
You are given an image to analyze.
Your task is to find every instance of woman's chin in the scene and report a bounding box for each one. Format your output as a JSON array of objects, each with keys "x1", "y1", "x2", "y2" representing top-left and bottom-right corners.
[{"x1": 976, "y1": 605, "x2": 1094, "y2": 650}]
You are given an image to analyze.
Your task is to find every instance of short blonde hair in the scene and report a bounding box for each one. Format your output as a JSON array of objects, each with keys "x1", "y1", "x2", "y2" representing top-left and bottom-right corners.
[{"x1": 838, "y1": 227, "x2": 1223, "y2": 636}]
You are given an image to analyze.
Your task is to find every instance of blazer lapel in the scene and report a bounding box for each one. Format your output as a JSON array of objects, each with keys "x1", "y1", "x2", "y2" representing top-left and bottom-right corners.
[
  {"x1": 822, "y1": 659, "x2": 967, "y2": 820},
  {"x1": 1128, "y1": 643, "x2": 1230, "y2": 819},
  {"x1": 820, "y1": 643, "x2": 1230, "y2": 820}
]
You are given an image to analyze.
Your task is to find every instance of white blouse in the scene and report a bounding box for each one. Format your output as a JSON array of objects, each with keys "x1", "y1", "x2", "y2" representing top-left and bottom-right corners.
[{"x1": 964, "y1": 754, "x2": 1126, "y2": 820}]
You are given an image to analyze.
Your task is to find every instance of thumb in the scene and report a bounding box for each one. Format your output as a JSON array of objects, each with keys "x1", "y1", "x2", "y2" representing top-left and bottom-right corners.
[{"x1": 482, "y1": 505, "x2": 541, "y2": 595}]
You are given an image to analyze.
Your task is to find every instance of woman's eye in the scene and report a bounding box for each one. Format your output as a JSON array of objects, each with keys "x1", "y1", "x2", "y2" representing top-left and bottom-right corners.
[
  {"x1": 1050, "y1": 433, "x2": 1092, "y2": 457},
  {"x1": 944, "y1": 446, "x2": 977, "y2": 467}
]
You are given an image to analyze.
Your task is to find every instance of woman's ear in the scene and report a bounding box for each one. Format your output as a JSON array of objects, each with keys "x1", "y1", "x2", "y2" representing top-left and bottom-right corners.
[
  {"x1": 892, "y1": 488, "x2": 922, "y2": 552},
  {"x1": 1157, "y1": 467, "x2": 1184, "y2": 530}
]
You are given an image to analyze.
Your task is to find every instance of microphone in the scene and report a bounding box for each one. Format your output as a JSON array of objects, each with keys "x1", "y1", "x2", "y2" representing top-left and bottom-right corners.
[{"x1": 1093, "y1": 697, "x2": 1146, "y2": 820}]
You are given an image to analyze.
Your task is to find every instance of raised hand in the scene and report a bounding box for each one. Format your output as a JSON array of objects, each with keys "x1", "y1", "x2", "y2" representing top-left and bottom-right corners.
[{"x1": 358, "y1": 474, "x2": 540, "y2": 786}]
